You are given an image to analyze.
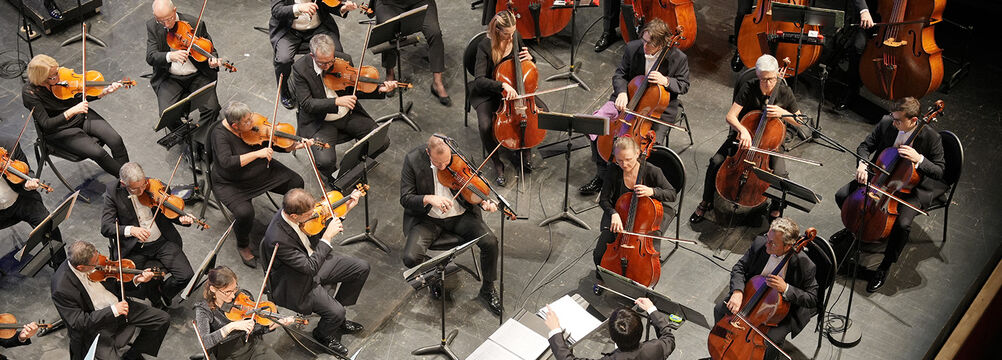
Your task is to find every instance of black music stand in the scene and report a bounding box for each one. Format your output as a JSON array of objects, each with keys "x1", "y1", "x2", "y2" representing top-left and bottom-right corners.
[
  {"x1": 594, "y1": 267, "x2": 686, "y2": 330},
  {"x1": 405, "y1": 235, "x2": 485, "y2": 360},
  {"x1": 61, "y1": 0, "x2": 106, "y2": 47},
  {"x1": 15, "y1": 191, "x2": 77, "y2": 276},
  {"x1": 537, "y1": 111, "x2": 608, "y2": 230},
  {"x1": 771, "y1": 2, "x2": 843, "y2": 92},
  {"x1": 337, "y1": 122, "x2": 390, "y2": 252},
  {"x1": 752, "y1": 167, "x2": 822, "y2": 216},
  {"x1": 371, "y1": 5, "x2": 427, "y2": 132},
  {"x1": 155, "y1": 81, "x2": 216, "y2": 203},
  {"x1": 180, "y1": 221, "x2": 233, "y2": 300},
  {"x1": 545, "y1": 0, "x2": 599, "y2": 91}
]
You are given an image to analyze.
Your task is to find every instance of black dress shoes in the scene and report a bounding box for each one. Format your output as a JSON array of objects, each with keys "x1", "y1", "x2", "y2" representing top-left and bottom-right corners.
[
  {"x1": 280, "y1": 96, "x2": 294, "y2": 110},
  {"x1": 867, "y1": 268, "x2": 887, "y2": 293},
  {"x1": 430, "y1": 83, "x2": 452, "y2": 107},
  {"x1": 318, "y1": 336, "x2": 349, "y2": 356},
  {"x1": 689, "y1": 202, "x2": 711, "y2": 224},
  {"x1": 594, "y1": 31, "x2": 617, "y2": 53},
  {"x1": 479, "y1": 286, "x2": 503, "y2": 316},
  {"x1": 730, "y1": 51, "x2": 744, "y2": 72},
  {"x1": 578, "y1": 176, "x2": 603, "y2": 195},
  {"x1": 340, "y1": 320, "x2": 364, "y2": 334},
  {"x1": 44, "y1": 0, "x2": 63, "y2": 20}
]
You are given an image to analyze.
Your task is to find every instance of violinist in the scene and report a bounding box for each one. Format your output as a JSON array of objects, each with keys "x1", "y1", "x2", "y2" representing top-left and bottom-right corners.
[
  {"x1": 50, "y1": 241, "x2": 169, "y2": 360},
  {"x1": 271, "y1": 0, "x2": 359, "y2": 109},
  {"x1": 544, "y1": 298, "x2": 675, "y2": 359},
  {"x1": 0, "y1": 135, "x2": 63, "y2": 248},
  {"x1": 100, "y1": 162, "x2": 194, "y2": 309},
  {"x1": 399, "y1": 136, "x2": 502, "y2": 315},
  {"x1": 689, "y1": 54, "x2": 801, "y2": 224},
  {"x1": 834, "y1": 97, "x2": 946, "y2": 292},
  {"x1": 712, "y1": 218, "x2": 817, "y2": 360},
  {"x1": 580, "y1": 18, "x2": 690, "y2": 195},
  {"x1": 21, "y1": 54, "x2": 130, "y2": 176},
  {"x1": 290, "y1": 34, "x2": 395, "y2": 188},
  {"x1": 373, "y1": 0, "x2": 451, "y2": 106},
  {"x1": 594, "y1": 137, "x2": 676, "y2": 272},
  {"x1": 0, "y1": 320, "x2": 38, "y2": 360},
  {"x1": 262, "y1": 189, "x2": 369, "y2": 356},
  {"x1": 146, "y1": 0, "x2": 221, "y2": 131},
  {"x1": 194, "y1": 266, "x2": 293, "y2": 360},
  {"x1": 210, "y1": 102, "x2": 307, "y2": 268}
]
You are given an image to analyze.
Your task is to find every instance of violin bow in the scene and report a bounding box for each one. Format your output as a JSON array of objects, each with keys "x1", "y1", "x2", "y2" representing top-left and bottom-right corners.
[
  {"x1": 603, "y1": 229, "x2": 699, "y2": 245},
  {"x1": 80, "y1": 24, "x2": 88, "y2": 121},
  {"x1": 114, "y1": 220, "x2": 127, "y2": 317},
  {"x1": 248, "y1": 243, "x2": 279, "y2": 342},
  {"x1": 267, "y1": 74, "x2": 283, "y2": 168},
  {"x1": 191, "y1": 320, "x2": 212, "y2": 360},
  {"x1": 730, "y1": 312, "x2": 793, "y2": 360},
  {"x1": 350, "y1": 21, "x2": 374, "y2": 98},
  {"x1": 144, "y1": 153, "x2": 185, "y2": 247},
  {"x1": 303, "y1": 144, "x2": 338, "y2": 221},
  {"x1": 0, "y1": 110, "x2": 31, "y2": 183},
  {"x1": 186, "y1": 0, "x2": 210, "y2": 55}
]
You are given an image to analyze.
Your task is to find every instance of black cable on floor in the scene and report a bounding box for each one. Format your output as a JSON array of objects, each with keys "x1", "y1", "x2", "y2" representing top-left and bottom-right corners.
[{"x1": 0, "y1": 50, "x2": 28, "y2": 80}]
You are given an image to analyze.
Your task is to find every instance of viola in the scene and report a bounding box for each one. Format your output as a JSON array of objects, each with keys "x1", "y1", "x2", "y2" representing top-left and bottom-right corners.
[
  {"x1": 222, "y1": 292, "x2": 308, "y2": 327},
  {"x1": 708, "y1": 228, "x2": 816, "y2": 360},
  {"x1": 239, "y1": 113, "x2": 329, "y2": 150},
  {"x1": 50, "y1": 67, "x2": 136, "y2": 100},
  {"x1": 497, "y1": 0, "x2": 571, "y2": 42},
  {"x1": 322, "y1": 58, "x2": 412, "y2": 94},
  {"x1": 165, "y1": 0, "x2": 237, "y2": 73},
  {"x1": 318, "y1": 0, "x2": 373, "y2": 15},
  {"x1": 0, "y1": 147, "x2": 53, "y2": 193},
  {"x1": 135, "y1": 178, "x2": 210, "y2": 230},
  {"x1": 493, "y1": 34, "x2": 546, "y2": 150},
  {"x1": 87, "y1": 253, "x2": 167, "y2": 283},
  {"x1": 736, "y1": 0, "x2": 821, "y2": 76},
  {"x1": 436, "y1": 154, "x2": 516, "y2": 220},
  {"x1": 841, "y1": 100, "x2": 944, "y2": 243},
  {"x1": 0, "y1": 314, "x2": 54, "y2": 339},
  {"x1": 599, "y1": 134, "x2": 662, "y2": 287},
  {"x1": 300, "y1": 183, "x2": 369, "y2": 236},
  {"x1": 858, "y1": 0, "x2": 944, "y2": 100}
]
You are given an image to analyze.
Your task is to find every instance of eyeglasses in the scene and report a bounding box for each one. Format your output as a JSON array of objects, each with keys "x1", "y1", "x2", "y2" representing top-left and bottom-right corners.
[
  {"x1": 759, "y1": 77, "x2": 779, "y2": 84},
  {"x1": 311, "y1": 54, "x2": 336, "y2": 68},
  {"x1": 218, "y1": 285, "x2": 239, "y2": 297}
]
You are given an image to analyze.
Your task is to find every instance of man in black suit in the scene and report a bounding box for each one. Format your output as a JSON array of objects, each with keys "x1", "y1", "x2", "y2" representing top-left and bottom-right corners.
[
  {"x1": 262, "y1": 188, "x2": 369, "y2": 356},
  {"x1": 290, "y1": 34, "x2": 395, "y2": 187},
  {"x1": 146, "y1": 0, "x2": 221, "y2": 131},
  {"x1": 100, "y1": 162, "x2": 194, "y2": 308},
  {"x1": 544, "y1": 297, "x2": 674, "y2": 360},
  {"x1": 713, "y1": 217, "x2": 818, "y2": 360},
  {"x1": 271, "y1": 0, "x2": 357, "y2": 109},
  {"x1": 0, "y1": 321, "x2": 38, "y2": 360},
  {"x1": 399, "y1": 135, "x2": 502, "y2": 315},
  {"x1": 835, "y1": 97, "x2": 947, "y2": 292},
  {"x1": 579, "y1": 18, "x2": 690, "y2": 195},
  {"x1": 50, "y1": 241, "x2": 169, "y2": 360},
  {"x1": 0, "y1": 135, "x2": 62, "y2": 247}
]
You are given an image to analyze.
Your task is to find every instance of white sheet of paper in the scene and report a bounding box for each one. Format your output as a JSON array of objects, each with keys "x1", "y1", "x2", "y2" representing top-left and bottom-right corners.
[
  {"x1": 488, "y1": 318, "x2": 549, "y2": 359},
  {"x1": 465, "y1": 338, "x2": 519, "y2": 360},
  {"x1": 539, "y1": 295, "x2": 602, "y2": 343}
]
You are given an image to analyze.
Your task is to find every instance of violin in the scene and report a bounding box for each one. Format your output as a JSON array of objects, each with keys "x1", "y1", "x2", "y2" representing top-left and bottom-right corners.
[
  {"x1": 841, "y1": 100, "x2": 944, "y2": 243},
  {"x1": 239, "y1": 113, "x2": 329, "y2": 150},
  {"x1": 493, "y1": 31, "x2": 546, "y2": 150},
  {"x1": 317, "y1": 0, "x2": 373, "y2": 15},
  {"x1": 87, "y1": 253, "x2": 167, "y2": 283},
  {"x1": 135, "y1": 178, "x2": 210, "y2": 230},
  {"x1": 0, "y1": 147, "x2": 53, "y2": 193},
  {"x1": 858, "y1": 0, "x2": 944, "y2": 100},
  {"x1": 497, "y1": 0, "x2": 571, "y2": 43},
  {"x1": 599, "y1": 134, "x2": 662, "y2": 287},
  {"x1": 222, "y1": 292, "x2": 308, "y2": 327},
  {"x1": 322, "y1": 58, "x2": 412, "y2": 94},
  {"x1": 736, "y1": 0, "x2": 821, "y2": 76},
  {"x1": 165, "y1": 20, "x2": 237, "y2": 72},
  {"x1": 300, "y1": 183, "x2": 369, "y2": 236},
  {"x1": 50, "y1": 67, "x2": 136, "y2": 100},
  {"x1": 0, "y1": 314, "x2": 54, "y2": 339},
  {"x1": 646, "y1": 0, "x2": 698, "y2": 50},
  {"x1": 708, "y1": 228, "x2": 816, "y2": 360},
  {"x1": 436, "y1": 153, "x2": 516, "y2": 220}
]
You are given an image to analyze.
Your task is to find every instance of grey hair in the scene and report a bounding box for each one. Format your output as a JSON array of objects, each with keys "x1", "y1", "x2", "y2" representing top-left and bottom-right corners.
[
  {"x1": 310, "y1": 34, "x2": 336, "y2": 57},
  {"x1": 223, "y1": 101, "x2": 252, "y2": 124},
  {"x1": 119, "y1": 162, "x2": 145, "y2": 184},
  {"x1": 754, "y1": 54, "x2": 779, "y2": 77},
  {"x1": 67, "y1": 241, "x2": 97, "y2": 266},
  {"x1": 770, "y1": 217, "x2": 801, "y2": 245}
]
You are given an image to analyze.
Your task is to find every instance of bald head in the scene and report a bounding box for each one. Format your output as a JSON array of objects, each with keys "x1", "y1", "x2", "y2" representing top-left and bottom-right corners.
[
  {"x1": 152, "y1": 0, "x2": 174, "y2": 16},
  {"x1": 426, "y1": 135, "x2": 452, "y2": 170}
]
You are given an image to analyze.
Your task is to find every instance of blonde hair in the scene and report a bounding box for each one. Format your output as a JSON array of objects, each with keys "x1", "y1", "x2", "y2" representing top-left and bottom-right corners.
[
  {"x1": 27, "y1": 54, "x2": 58, "y2": 86},
  {"x1": 488, "y1": 10, "x2": 517, "y2": 65},
  {"x1": 613, "y1": 137, "x2": 640, "y2": 155}
]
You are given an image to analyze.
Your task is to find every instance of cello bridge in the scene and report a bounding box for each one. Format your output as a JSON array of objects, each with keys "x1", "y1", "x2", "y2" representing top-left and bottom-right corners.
[{"x1": 882, "y1": 38, "x2": 907, "y2": 47}]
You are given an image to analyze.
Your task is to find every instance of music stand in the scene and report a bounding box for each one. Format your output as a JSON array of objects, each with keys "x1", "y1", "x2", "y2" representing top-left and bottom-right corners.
[
  {"x1": 771, "y1": 2, "x2": 843, "y2": 92},
  {"x1": 15, "y1": 191, "x2": 77, "y2": 276},
  {"x1": 752, "y1": 167, "x2": 823, "y2": 216},
  {"x1": 155, "y1": 81, "x2": 216, "y2": 203},
  {"x1": 370, "y1": 5, "x2": 427, "y2": 132},
  {"x1": 405, "y1": 235, "x2": 485, "y2": 360},
  {"x1": 545, "y1": 0, "x2": 598, "y2": 91},
  {"x1": 180, "y1": 221, "x2": 233, "y2": 300},
  {"x1": 594, "y1": 267, "x2": 686, "y2": 330},
  {"x1": 337, "y1": 122, "x2": 391, "y2": 252},
  {"x1": 537, "y1": 111, "x2": 608, "y2": 230}
]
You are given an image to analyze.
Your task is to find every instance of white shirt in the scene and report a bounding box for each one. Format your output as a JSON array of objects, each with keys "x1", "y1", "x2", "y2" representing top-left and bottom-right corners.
[
  {"x1": 123, "y1": 195, "x2": 162, "y2": 244},
  {"x1": 68, "y1": 261, "x2": 122, "y2": 317},
  {"x1": 644, "y1": 53, "x2": 657, "y2": 74},
  {"x1": 282, "y1": 212, "x2": 316, "y2": 256},
  {"x1": 428, "y1": 161, "x2": 466, "y2": 219},
  {"x1": 312, "y1": 60, "x2": 347, "y2": 122},
  {"x1": 292, "y1": 0, "x2": 322, "y2": 31},
  {"x1": 164, "y1": 14, "x2": 198, "y2": 77},
  {"x1": 761, "y1": 253, "x2": 791, "y2": 297},
  {"x1": 0, "y1": 179, "x2": 18, "y2": 211}
]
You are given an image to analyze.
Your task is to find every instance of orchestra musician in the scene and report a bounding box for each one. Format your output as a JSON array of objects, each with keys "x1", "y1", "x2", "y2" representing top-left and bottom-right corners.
[
  {"x1": 270, "y1": 0, "x2": 359, "y2": 109},
  {"x1": 0, "y1": 321, "x2": 38, "y2": 360},
  {"x1": 194, "y1": 266, "x2": 294, "y2": 360},
  {"x1": 689, "y1": 54, "x2": 801, "y2": 224},
  {"x1": 594, "y1": 137, "x2": 676, "y2": 273},
  {"x1": 713, "y1": 217, "x2": 818, "y2": 360},
  {"x1": 210, "y1": 102, "x2": 307, "y2": 268},
  {"x1": 836, "y1": 0, "x2": 876, "y2": 110},
  {"x1": 261, "y1": 189, "x2": 369, "y2": 356},
  {"x1": 579, "y1": 18, "x2": 690, "y2": 195},
  {"x1": 21, "y1": 54, "x2": 130, "y2": 177},
  {"x1": 834, "y1": 97, "x2": 947, "y2": 292},
  {"x1": 50, "y1": 241, "x2": 169, "y2": 360},
  {"x1": 290, "y1": 34, "x2": 395, "y2": 188},
  {"x1": 399, "y1": 135, "x2": 502, "y2": 315},
  {"x1": 0, "y1": 135, "x2": 63, "y2": 247},
  {"x1": 100, "y1": 162, "x2": 195, "y2": 309},
  {"x1": 544, "y1": 298, "x2": 676, "y2": 359},
  {"x1": 372, "y1": 0, "x2": 451, "y2": 106},
  {"x1": 146, "y1": 0, "x2": 222, "y2": 131}
]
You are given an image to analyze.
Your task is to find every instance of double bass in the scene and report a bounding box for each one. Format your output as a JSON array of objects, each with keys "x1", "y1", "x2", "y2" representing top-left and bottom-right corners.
[
  {"x1": 497, "y1": 0, "x2": 571, "y2": 43},
  {"x1": 645, "y1": 0, "x2": 698, "y2": 50},
  {"x1": 707, "y1": 228, "x2": 817, "y2": 360},
  {"x1": 858, "y1": 0, "x2": 945, "y2": 100},
  {"x1": 736, "y1": 0, "x2": 821, "y2": 76}
]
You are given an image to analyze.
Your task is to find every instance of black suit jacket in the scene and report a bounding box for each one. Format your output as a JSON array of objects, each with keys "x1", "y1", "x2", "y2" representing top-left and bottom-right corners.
[
  {"x1": 100, "y1": 181, "x2": 186, "y2": 258},
  {"x1": 290, "y1": 53, "x2": 383, "y2": 135},
  {"x1": 729, "y1": 236, "x2": 818, "y2": 338},
  {"x1": 145, "y1": 13, "x2": 219, "y2": 89},
  {"x1": 857, "y1": 116, "x2": 947, "y2": 207},
  {"x1": 612, "y1": 40, "x2": 690, "y2": 121},
  {"x1": 269, "y1": 0, "x2": 345, "y2": 47},
  {"x1": 50, "y1": 261, "x2": 137, "y2": 360},
  {"x1": 0, "y1": 332, "x2": 29, "y2": 350},
  {"x1": 399, "y1": 145, "x2": 482, "y2": 234},
  {"x1": 549, "y1": 310, "x2": 675, "y2": 360},
  {"x1": 261, "y1": 210, "x2": 332, "y2": 314}
]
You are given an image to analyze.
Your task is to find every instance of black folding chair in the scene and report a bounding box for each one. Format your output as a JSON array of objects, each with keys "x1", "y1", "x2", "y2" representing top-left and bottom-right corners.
[
  {"x1": 463, "y1": 31, "x2": 488, "y2": 127},
  {"x1": 645, "y1": 145, "x2": 686, "y2": 263},
  {"x1": 925, "y1": 131, "x2": 963, "y2": 244}
]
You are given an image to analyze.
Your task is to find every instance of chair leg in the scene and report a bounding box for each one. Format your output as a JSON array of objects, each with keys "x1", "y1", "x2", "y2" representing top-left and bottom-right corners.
[
  {"x1": 47, "y1": 157, "x2": 75, "y2": 192},
  {"x1": 464, "y1": 73, "x2": 470, "y2": 127},
  {"x1": 684, "y1": 111, "x2": 694, "y2": 146},
  {"x1": 941, "y1": 204, "x2": 950, "y2": 245},
  {"x1": 470, "y1": 247, "x2": 482, "y2": 282},
  {"x1": 265, "y1": 193, "x2": 280, "y2": 211}
]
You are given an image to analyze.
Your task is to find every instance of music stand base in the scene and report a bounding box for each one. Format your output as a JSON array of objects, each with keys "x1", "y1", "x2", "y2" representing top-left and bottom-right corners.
[
  {"x1": 545, "y1": 70, "x2": 591, "y2": 92},
  {"x1": 538, "y1": 210, "x2": 591, "y2": 230},
  {"x1": 411, "y1": 329, "x2": 458, "y2": 360},
  {"x1": 376, "y1": 112, "x2": 420, "y2": 132},
  {"x1": 340, "y1": 220, "x2": 389, "y2": 252},
  {"x1": 827, "y1": 324, "x2": 862, "y2": 348}
]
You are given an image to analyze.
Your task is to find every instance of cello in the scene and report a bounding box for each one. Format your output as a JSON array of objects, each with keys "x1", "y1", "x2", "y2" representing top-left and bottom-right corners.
[
  {"x1": 707, "y1": 228, "x2": 817, "y2": 360},
  {"x1": 858, "y1": 0, "x2": 945, "y2": 100},
  {"x1": 840, "y1": 100, "x2": 944, "y2": 243},
  {"x1": 497, "y1": 0, "x2": 571, "y2": 43},
  {"x1": 493, "y1": 30, "x2": 547, "y2": 150},
  {"x1": 736, "y1": 0, "x2": 821, "y2": 76}
]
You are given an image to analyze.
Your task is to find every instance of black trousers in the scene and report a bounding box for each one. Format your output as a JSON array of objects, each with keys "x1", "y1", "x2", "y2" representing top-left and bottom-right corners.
[
  {"x1": 734, "y1": 0, "x2": 755, "y2": 38},
  {"x1": 153, "y1": 73, "x2": 220, "y2": 130},
  {"x1": 373, "y1": 0, "x2": 445, "y2": 73},
  {"x1": 701, "y1": 137, "x2": 788, "y2": 211},
  {"x1": 82, "y1": 300, "x2": 169, "y2": 360},
  {"x1": 307, "y1": 253, "x2": 369, "y2": 341},
  {"x1": 273, "y1": 28, "x2": 340, "y2": 99},
  {"x1": 125, "y1": 238, "x2": 194, "y2": 302},
  {"x1": 0, "y1": 193, "x2": 62, "y2": 242},
  {"x1": 223, "y1": 178, "x2": 305, "y2": 249},
  {"x1": 403, "y1": 212, "x2": 499, "y2": 284},
  {"x1": 602, "y1": 0, "x2": 622, "y2": 34},
  {"x1": 835, "y1": 181, "x2": 921, "y2": 266},
  {"x1": 713, "y1": 301, "x2": 790, "y2": 360},
  {"x1": 48, "y1": 112, "x2": 129, "y2": 176},
  {"x1": 303, "y1": 114, "x2": 386, "y2": 186}
]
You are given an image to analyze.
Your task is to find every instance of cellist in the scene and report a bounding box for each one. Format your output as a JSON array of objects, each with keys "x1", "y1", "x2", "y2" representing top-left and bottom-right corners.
[
  {"x1": 712, "y1": 217, "x2": 817, "y2": 360},
  {"x1": 689, "y1": 54, "x2": 801, "y2": 224},
  {"x1": 834, "y1": 97, "x2": 947, "y2": 292}
]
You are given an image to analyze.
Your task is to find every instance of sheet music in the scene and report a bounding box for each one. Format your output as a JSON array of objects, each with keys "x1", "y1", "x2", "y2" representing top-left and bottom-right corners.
[
  {"x1": 466, "y1": 339, "x2": 519, "y2": 360},
  {"x1": 537, "y1": 295, "x2": 602, "y2": 343},
  {"x1": 488, "y1": 319, "x2": 549, "y2": 360}
]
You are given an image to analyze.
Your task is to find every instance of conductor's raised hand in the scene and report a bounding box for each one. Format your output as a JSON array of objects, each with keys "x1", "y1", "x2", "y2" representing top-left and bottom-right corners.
[{"x1": 543, "y1": 305, "x2": 561, "y2": 331}]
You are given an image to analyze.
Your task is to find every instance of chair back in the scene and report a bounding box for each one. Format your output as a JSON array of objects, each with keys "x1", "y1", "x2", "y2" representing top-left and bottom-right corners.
[
  {"x1": 464, "y1": 31, "x2": 488, "y2": 77},
  {"x1": 733, "y1": 67, "x2": 758, "y2": 102},
  {"x1": 646, "y1": 145, "x2": 685, "y2": 204},
  {"x1": 804, "y1": 236, "x2": 836, "y2": 323},
  {"x1": 939, "y1": 131, "x2": 964, "y2": 187}
]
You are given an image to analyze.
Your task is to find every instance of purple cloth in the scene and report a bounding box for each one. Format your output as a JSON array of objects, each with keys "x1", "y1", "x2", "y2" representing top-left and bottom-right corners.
[{"x1": 589, "y1": 100, "x2": 619, "y2": 141}]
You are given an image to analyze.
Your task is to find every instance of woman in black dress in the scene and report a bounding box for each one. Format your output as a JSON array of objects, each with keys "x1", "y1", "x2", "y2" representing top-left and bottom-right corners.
[
  {"x1": 194, "y1": 266, "x2": 292, "y2": 360},
  {"x1": 21, "y1": 54, "x2": 129, "y2": 176},
  {"x1": 211, "y1": 101, "x2": 306, "y2": 267}
]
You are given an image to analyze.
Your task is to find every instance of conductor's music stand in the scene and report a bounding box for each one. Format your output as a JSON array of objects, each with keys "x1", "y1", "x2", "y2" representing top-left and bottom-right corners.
[
  {"x1": 16, "y1": 190, "x2": 77, "y2": 276},
  {"x1": 337, "y1": 122, "x2": 391, "y2": 252},
  {"x1": 536, "y1": 111, "x2": 608, "y2": 230},
  {"x1": 752, "y1": 166, "x2": 823, "y2": 216},
  {"x1": 594, "y1": 267, "x2": 687, "y2": 330},
  {"x1": 370, "y1": 5, "x2": 427, "y2": 132},
  {"x1": 155, "y1": 81, "x2": 217, "y2": 203}
]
